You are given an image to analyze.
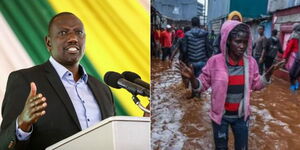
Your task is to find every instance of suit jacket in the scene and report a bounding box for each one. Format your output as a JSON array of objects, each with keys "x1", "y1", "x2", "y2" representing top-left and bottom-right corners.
[{"x1": 0, "y1": 61, "x2": 115, "y2": 150}]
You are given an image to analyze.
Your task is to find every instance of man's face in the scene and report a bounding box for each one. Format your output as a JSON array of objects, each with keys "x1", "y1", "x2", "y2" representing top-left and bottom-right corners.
[
  {"x1": 229, "y1": 31, "x2": 248, "y2": 59},
  {"x1": 258, "y1": 27, "x2": 264, "y2": 35},
  {"x1": 45, "y1": 14, "x2": 86, "y2": 67}
]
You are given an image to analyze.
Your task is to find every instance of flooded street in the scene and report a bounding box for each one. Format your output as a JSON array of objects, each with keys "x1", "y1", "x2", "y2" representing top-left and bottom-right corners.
[{"x1": 151, "y1": 58, "x2": 300, "y2": 150}]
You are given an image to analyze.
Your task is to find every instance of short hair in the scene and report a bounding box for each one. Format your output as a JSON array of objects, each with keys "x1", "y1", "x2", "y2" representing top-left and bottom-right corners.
[
  {"x1": 272, "y1": 29, "x2": 278, "y2": 36},
  {"x1": 258, "y1": 25, "x2": 265, "y2": 30},
  {"x1": 47, "y1": 12, "x2": 76, "y2": 35},
  {"x1": 184, "y1": 26, "x2": 191, "y2": 32},
  {"x1": 228, "y1": 24, "x2": 250, "y2": 41},
  {"x1": 191, "y1": 17, "x2": 200, "y2": 27}
]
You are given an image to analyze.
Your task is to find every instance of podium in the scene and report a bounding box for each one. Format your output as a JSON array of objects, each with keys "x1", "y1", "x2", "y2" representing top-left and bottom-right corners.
[{"x1": 46, "y1": 116, "x2": 150, "y2": 150}]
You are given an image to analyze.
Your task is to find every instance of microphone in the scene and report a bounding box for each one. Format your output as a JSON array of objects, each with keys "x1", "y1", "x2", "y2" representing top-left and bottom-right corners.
[
  {"x1": 122, "y1": 71, "x2": 150, "y2": 90},
  {"x1": 104, "y1": 71, "x2": 150, "y2": 97}
]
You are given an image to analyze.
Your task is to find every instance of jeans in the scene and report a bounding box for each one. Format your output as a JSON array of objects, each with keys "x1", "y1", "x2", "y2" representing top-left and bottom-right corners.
[
  {"x1": 191, "y1": 61, "x2": 206, "y2": 77},
  {"x1": 212, "y1": 117, "x2": 249, "y2": 150}
]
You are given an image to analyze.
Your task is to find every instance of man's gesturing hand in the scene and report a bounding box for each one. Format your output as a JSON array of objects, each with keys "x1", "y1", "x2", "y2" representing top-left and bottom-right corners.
[{"x1": 18, "y1": 82, "x2": 47, "y2": 132}]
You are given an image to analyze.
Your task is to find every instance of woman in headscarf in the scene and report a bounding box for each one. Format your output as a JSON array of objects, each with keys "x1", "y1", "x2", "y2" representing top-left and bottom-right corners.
[{"x1": 282, "y1": 23, "x2": 300, "y2": 91}]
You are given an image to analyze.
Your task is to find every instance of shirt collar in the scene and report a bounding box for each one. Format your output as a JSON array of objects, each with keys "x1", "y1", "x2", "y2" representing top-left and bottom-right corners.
[
  {"x1": 49, "y1": 57, "x2": 88, "y2": 82},
  {"x1": 227, "y1": 56, "x2": 244, "y2": 66}
]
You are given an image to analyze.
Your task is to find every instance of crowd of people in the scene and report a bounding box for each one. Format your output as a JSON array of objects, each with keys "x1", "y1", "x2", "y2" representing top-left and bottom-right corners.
[
  {"x1": 151, "y1": 10, "x2": 300, "y2": 93},
  {"x1": 151, "y1": 10, "x2": 300, "y2": 149}
]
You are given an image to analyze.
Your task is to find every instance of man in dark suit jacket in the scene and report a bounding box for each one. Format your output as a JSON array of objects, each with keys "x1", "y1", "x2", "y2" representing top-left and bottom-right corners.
[{"x1": 0, "y1": 12, "x2": 115, "y2": 150}]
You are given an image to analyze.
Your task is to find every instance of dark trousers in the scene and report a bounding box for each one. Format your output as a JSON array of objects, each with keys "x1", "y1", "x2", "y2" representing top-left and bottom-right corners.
[
  {"x1": 212, "y1": 117, "x2": 249, "y2": 150},
  {"x1": 255, "y1": 56, "x2": 264, "y2": 75},
  {"x1": 191, "y1": 61, "x2": 206, "y2": 77},
  {"x1": 289, "y1": 60, "x2": 300, "y2": 84},
  {"x1": 264, "y1": 56, "x2": 275, "y2": 71},
  {"x1": 162, "y1": 47, "x2": 171, "y2": 61}
]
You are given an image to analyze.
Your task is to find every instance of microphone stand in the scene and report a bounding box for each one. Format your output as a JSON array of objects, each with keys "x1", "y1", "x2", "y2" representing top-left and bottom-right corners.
[{"x1": 132, "y1": 95, "x2": 150, "y2": 114}]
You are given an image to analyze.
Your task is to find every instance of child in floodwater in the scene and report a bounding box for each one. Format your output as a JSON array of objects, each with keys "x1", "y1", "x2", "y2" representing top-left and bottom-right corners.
[{"x1": 179, "y1": 20, "x2": 283, "y2": 149}]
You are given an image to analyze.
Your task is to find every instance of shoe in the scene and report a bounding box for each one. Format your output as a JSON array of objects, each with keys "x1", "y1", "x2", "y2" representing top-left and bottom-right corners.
[
  {"x1": 295, "y1": 81, "x2": 299, "y2": 90},
  {"x1": 290, "y1": 84, "x2": 297, "y2": 92}
]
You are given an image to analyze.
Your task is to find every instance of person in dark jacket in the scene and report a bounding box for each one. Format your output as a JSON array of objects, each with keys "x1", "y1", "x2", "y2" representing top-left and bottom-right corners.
[
  {"x1": 183, "y1": 17, "x2": 211, "y2": 77},
  {"x1": 182, "y1": 17, "x2": 211, "y2": 98},
  {"x1": 265, "y1": 29, "x2": 283, "y2": 72}
]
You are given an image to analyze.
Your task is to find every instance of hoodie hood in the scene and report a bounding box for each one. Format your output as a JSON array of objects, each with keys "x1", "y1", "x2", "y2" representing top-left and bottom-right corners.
[
  {"x1": 186, "y1": 27, "x2": 208, "y2": 38},
  {"x1": 220, "y1": 20, "x2": 252, "y2": 57}
]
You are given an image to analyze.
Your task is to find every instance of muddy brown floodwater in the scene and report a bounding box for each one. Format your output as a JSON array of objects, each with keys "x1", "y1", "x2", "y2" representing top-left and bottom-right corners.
[{"x1": 151, "y1": 58, "x2": 300, "y2": 150}]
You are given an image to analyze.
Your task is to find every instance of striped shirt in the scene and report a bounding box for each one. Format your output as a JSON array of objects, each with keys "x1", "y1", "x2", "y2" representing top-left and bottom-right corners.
[{"x1": 224, "y1": 57, "x2": 244, "y2": 117}]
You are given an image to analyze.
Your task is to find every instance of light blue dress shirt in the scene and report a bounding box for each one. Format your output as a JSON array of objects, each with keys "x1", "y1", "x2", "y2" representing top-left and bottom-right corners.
[{"x1": 16, "y1": 57, "x2": 102, "y2": 140}]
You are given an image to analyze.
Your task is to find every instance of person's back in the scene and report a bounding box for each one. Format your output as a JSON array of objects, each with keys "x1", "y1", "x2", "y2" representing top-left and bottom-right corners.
[
  {"x1": 183, "y1": 17, "x2": 209, "y2": 77},
  {"x1": 267, "y1": 37, "x2": 281, "y2": 57},
  {"x1": 161, "y1": 25, "x2": 173, "y2": 61},
  {"x1": 185, "y1": 27, "x2": 209, "y2": 63},
  {"x1": 266, "y1": 30, "x2": 282, "y2": 59},
  {"x1": 161, "y1": 30, "x2": 172, "y2": 48},
  {"x1": 264, "y1": 31, "x2": 283, "y2": 73}
]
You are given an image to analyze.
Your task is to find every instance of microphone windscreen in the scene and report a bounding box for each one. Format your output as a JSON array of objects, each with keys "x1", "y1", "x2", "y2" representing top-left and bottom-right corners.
[
  {"x1": 104, "y1": 71, "x2": 123, "y2": 89},
  {"x1": 122, "y1": 71, "x2": 141, "y2": 82}
]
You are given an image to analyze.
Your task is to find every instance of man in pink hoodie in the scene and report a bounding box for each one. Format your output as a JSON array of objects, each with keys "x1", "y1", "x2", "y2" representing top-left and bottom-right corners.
[{"x1": 179, "y1": 20, "x2": 282, "y2": 149}]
